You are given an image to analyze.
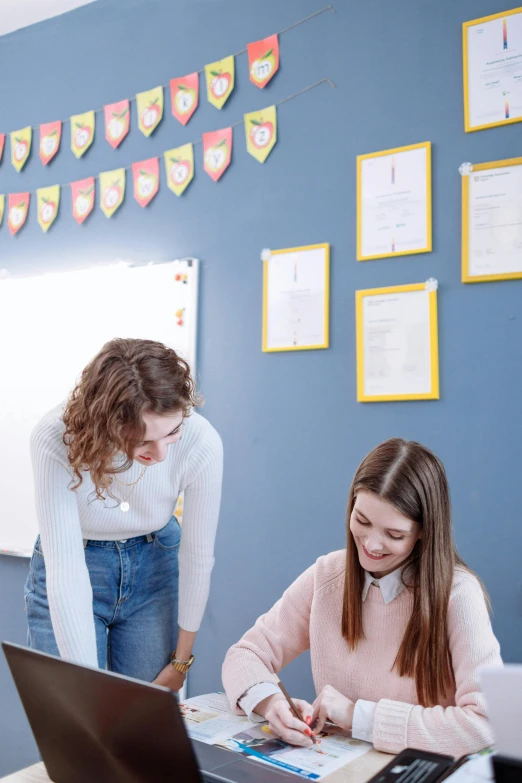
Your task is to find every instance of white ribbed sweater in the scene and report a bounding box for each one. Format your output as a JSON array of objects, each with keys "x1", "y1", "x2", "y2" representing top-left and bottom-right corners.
[{"x1": 30, "y1": 404, "x2": 223, "y2": 667}]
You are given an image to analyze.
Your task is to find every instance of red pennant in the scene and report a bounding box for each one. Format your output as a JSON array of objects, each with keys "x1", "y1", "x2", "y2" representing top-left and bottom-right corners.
[
  {"x1": 105, "y1": 100, "x2": 130, "y2": 149},
  {"x1": 203, "y1": 128, "x2": 232, "y2": 182},
  {"x1": 8, "y1": 192, "x2": 30, "y2": 236},
  {"x1": 39, "y1": 121, "x2": 62, "y2": 165},
  {"x1": 71, "y1": 177, "x2": 95, "y2": 224},
  {"x1": 170, "y1": 73, "x2": 199, "y2": 126},
  {"x1": 0, "y1": 134, "x2": 5, "y2": 163},
  {"x1": 132, "y1": 157, "x2": 159, "y2": 207},
  {"x1": 247, "y1": 34, "x2": 279, "y2": 88}
]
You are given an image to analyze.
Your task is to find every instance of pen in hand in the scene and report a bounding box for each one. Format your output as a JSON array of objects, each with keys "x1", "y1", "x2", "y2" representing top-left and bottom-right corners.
[{"x1": 276, "y1": 678, "x2": 317, "y2": 744}]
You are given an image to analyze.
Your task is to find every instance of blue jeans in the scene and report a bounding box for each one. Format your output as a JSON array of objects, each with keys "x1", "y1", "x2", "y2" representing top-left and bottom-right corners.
[{"x1": 25, "y1": 517, "x2": 180, "y2": 682}]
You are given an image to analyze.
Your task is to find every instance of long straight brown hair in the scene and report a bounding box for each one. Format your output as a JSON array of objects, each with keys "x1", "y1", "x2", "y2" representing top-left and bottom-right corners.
[{"x1": 342, "y1": 438, "x2": 487, "y2": 707}]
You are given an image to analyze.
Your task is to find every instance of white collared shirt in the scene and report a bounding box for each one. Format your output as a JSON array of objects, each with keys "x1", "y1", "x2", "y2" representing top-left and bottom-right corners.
[{"x1": 238, "y1": 567, "x2": 406, "y2": 743}]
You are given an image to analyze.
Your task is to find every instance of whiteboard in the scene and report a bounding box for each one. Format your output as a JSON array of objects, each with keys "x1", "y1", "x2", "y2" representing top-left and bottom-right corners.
[{"x1": 0, "y1": 259, "x2": 199, "y2": 557}]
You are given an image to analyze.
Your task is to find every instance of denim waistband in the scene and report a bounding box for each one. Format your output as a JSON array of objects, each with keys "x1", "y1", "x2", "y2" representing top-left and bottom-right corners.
[{"x1": 83, "y1": 532, "x2": 155, "y2": 549}]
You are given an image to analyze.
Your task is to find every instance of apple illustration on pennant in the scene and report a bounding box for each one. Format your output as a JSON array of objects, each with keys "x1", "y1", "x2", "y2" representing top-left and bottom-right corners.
[
  {"x1": 142, "y1": 99, "x2": 161, "y2": 129},
  {"x1": 205, "y1": 139, "x2": 228, "y2": 171},
  {"x1": 75, "y1": 186, "x2": 93, "y2": 217},
  {"x1": 9, "y1": 202, "x2": 25, "y2": 227},
  {"x1": 14, "y1": 138, "x2": 28, "y2": 161},
  {"x1": 104, "y1": 180, "x2": 122, "y2": 209},
  {"x1": 210, "y1": 71, "x2": 231, "y2": 99},
  {"x1": 74, "y1": 124, "x2": 91, "y2": 149},
  {"x1": 251, "y1": 49, "x2": 276, "y2": 84},
  {"x1": 40, "y1": 199, "x2": 56, "y2": 225},
  {"x1": 249, "y1": 119, "x2": 273, "y2": 149},
  {"x1": 41, "y1": 131, "x2": 58, "y2": 157},
  {"x1": 137, "y1": 170, "x2": 156, "y2": 198},
  {"x1": 175, "y1": 86, "x2": 196, "y2": 115},
  {"x1": 169, "y1": 156, "x2": 191, "y2": 185}
]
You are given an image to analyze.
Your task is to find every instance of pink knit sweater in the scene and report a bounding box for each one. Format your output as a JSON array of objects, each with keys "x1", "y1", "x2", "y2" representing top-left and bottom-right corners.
[{"x1": 222, "y1": 550, "x2": 502, "y2": 756}]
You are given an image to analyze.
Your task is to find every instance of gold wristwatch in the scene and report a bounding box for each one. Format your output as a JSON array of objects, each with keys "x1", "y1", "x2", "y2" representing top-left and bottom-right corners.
[{"x1": 170, "y1": 652, "x2": 195, "y2": 674}]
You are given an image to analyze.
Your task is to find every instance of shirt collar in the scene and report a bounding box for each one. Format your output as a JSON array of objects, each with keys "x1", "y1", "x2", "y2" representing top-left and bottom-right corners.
[{"x1": 362, "y1": 566, "x2": 407, "y2": 604}]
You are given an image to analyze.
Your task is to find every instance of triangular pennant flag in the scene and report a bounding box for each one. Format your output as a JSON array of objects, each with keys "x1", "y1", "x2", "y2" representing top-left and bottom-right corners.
[
  {"x1": 39, "y1": 121, "x2": 62, "y2": 165},
  {"x1": 37, "y1": 185, "x2": 60, "y2": 233},
  {"x1": 8, "y1": 193, "x2": 30, "y2": 235},
  {"x1": 245, "y1": 105, "x2": 277, "y2": 163},
  {"x1": 205, "y1": 56, "x2": 235, "y2": 109},
  {"x1": 0, "y1": 195, "x2": 5, "y2": 226},
  {"x1": 99, "y1": 169, "x2": 125, "y2": 218},
  {"x1": 170, "y1": 73, "x2": 199, "y2": 126},
  {"x1": 203, "y1": 127, "x2": 232, "y2": 181},
  {"x1": 71, "y1": 177, "x2": 95, "y2": 224},
  {"x1": 105, "y1": 100, "x2": 130, "y2": 148},
  {"x1": 247, "y1": 34, "x2": 279, "y2": 88},
  {"x1": 11, "y1": 127, "x2": 32, "y2": 172},
  {"x1": 71, "y1": 111, "x2": 95, "y2": 158},
  {"x1": 164, "y1": 144, "x2": 194, "y2": 196},
  {"x1": 132, "y1": 157, "x2": 159, "y2": 207},
  {"x1": 136, "y1": 87, "x2": 163, "y2": 136},
  {"x1": 0, "y1": 134, "x2": 5, "y2": 163}
]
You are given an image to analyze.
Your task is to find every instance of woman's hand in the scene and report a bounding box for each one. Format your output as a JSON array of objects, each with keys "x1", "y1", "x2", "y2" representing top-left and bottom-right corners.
[
  {"x1": 153, "y1": 663, "x2": 186, "y2": 692},
  {"x1": 311, "y1": 685, "x2": 355, "y2": 734},
  {"x1": 255, "y1": 693, "x2": 316, "y2": 747}
]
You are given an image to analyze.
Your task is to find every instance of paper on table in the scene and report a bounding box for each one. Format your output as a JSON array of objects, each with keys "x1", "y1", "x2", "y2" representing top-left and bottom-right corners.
[
  {"x1": 180, "y1": 693, "x2": 258, "y2": 744},
  {"x1": 444, "y1": 752, "x2": 494, "y2": 782}
]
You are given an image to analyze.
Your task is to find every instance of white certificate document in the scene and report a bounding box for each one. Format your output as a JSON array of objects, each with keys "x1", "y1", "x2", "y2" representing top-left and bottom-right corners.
[
  {"x1": 358, "y1": 144, "x2": 430, "y2": 260},
  {"x1": 467, "y1": 163, "x2": 522, "y2": 279},
  {"x1": 264, "y1": 246, "x2": 328, "y2": 351},
  {"x1": 465, "y1": 10, "x2": 522, "y2": 130},
  {"x1": 359, "y1": 289, "x2": 436, "y2": 400}
]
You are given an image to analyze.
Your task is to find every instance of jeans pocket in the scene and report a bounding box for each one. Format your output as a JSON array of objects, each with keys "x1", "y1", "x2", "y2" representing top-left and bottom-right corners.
[{"x1": 153, "y1": 517, "x2": 181, "y2": 551}]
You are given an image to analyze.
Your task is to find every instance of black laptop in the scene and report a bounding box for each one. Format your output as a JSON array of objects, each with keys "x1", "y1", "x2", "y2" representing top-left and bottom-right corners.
[{"x1": 3, "y1": 642, "x2": 296, "y2": 783}]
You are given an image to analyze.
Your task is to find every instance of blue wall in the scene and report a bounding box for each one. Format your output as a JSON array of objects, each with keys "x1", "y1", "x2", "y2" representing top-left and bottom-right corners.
[{"x1": 1, "y1": 0, "x2": 521, "y2": 774}]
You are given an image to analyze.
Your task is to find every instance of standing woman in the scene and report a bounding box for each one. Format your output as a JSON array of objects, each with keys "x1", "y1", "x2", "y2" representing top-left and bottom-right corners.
[{"x1": 27, "y1": 338, "x2": 223, "y2": 691}]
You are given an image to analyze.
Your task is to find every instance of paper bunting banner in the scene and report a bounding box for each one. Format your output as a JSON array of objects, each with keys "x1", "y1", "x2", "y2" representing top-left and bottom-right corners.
[
  {"x1": 71, "y1": 111, "x2": 95, "y2": 158},
  {"x1": 39, "y1": 121, "x2": 62, "y2": 165},
  {"x1": 8, "y1": 193, "x2": 30, "y2": 235},
  {"x1": 245, "y1": 105, "x2": 277, "y2": 163},
  {"x1": 71, "y1": 177, "x2": 95, "y2": 224},
  {"x1": 247, "y1": 34, "x2": 279, "y2": 88},
  {"x1": 0, "y1": 134, "x2": 5, "y2": 163},
  {"x1": 170, "y1": 73, "x2": 199, "y2": 126},
  {"x1": 105, "y1": 100, "x2": 130, "y2": 148},
  {"x1": 132, "y1": 157, "x2": 159, "y2": 207},
  {"x1": 136, "y1": 87, "x2": 163, "y2": 137},
  {"x1": 203, "y1": 127, "x2": 232, "y2": 181},
  {"x1": 164, "y1": 143, "x2": 194, "y2": 196},
  {"x1": 100, "y1": 169, "x2": 125, "y2": 218},
  {"x1": 37, "y1": 185, "x2": 60, "y2": 233},
  {"x1": 205, "y1": 56, "x2": 235, "y2": 110},
  {"x1": 11, "y1": 127, "x2": 32, "y2": 172},
  {"x1": 0, "y1": 195, "x2": 4, "y2": 226}
]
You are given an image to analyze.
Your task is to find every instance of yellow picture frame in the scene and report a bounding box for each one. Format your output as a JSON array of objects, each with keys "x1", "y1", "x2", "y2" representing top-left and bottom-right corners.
[
  {"x1": 356, "y1": 282, "x2": 439, "y2": 402},
  {"x1": 356, "y1": 142, "x2": 432, "y2": 261},
  {"x1": 463, "y1": 7, "x2": 522, "y2": 133},
  {"x1": 462, "y1": 156, "x2": 522, "y2": 283},
  {"x1": 262, "y1": 243, "x2": 330, "y2": 353}
]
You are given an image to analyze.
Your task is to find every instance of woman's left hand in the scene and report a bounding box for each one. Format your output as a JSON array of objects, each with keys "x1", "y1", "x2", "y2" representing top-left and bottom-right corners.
[
  {"x1": 153, "y1": 663, "x2": 187, "y2": 692},
  {"x1": 311, "y1": 685, "x2": 355, "y2": 734}
]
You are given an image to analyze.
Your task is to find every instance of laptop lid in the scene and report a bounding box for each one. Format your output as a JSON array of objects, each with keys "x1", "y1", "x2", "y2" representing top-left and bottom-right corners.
[{"x1": 479, "y1": 664, "x2": 522, "y2": 762}]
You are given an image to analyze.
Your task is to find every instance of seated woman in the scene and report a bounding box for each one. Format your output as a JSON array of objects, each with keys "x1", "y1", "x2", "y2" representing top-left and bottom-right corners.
[{"x1": 222, "y1": 439, "x2": 502, "y2": 757}]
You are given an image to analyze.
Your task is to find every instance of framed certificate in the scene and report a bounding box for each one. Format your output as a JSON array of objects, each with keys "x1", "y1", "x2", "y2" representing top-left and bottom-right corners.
[
  {"x1": 463, "y1": 8, "x2": 522, "y2": 132},
  {"x1": 356, "y1": 282, "x2": 439, "y2": 402},
  {"x1": 262, "y1": 243, "x2": 330, "y2": 352},
  {"x1": 462, "y1": 157, "x2": 522, "y2": 283},
  {"x1": 357, "y1": 142, "x2": 432, "y2": 261}
]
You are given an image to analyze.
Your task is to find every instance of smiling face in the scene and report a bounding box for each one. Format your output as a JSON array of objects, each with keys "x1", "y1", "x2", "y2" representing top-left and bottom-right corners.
[
  {"x1": 133, "y1": 410, "x2": 185, "y2": 465},
  {"x1": 349, "y1": 490, "x2": 421, "y2": 577}
]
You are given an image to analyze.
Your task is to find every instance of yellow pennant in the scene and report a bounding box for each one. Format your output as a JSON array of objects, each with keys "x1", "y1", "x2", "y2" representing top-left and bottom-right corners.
[
  {"x1": 205, "y1": 55, "x2": 235, "y2": 109},
  {"x1": 0, "y1": 195, "x2": 4, "y2": 226},
  {"x1": 11, "y1": 126, "x2": 32, "y2": 172},
  {"x1": 71, "y1": 111, "x2": 95, "y2": 158},
  {"x1": 99, "y1": 168, "x2": 125, "y2": 218},
  {"x1": 244, "y1": 105, "x2": 277, "y2": 163},
  {"x1": 37, "y1": 185, "x2": 60, "y2": 233},
  {"x1": 136, "y1": 87, "x2": 164, "y2": 136},
  {"x1": 164, "y1": 143, "x2": 194, "y2": 196}
]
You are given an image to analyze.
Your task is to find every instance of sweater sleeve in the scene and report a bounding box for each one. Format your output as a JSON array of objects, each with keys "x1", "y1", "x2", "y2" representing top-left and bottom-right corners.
[
  {"x1": 30, "y1": 419, "x2": 98, "y2": 667},
  {"x1": 222, "y1": 563, "x2": 314, "y2": 713},
  {"x1": 177, "y1": 423, "x2": 223, "y2": 632},
  {"x1": 372, "y1": 573, "x2": 502, "y2": 756}
]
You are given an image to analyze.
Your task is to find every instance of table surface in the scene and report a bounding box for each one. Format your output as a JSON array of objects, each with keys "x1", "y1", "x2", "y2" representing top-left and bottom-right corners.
[{"x1": 1, "y1": 749, "x2": 392, "y2": 782}]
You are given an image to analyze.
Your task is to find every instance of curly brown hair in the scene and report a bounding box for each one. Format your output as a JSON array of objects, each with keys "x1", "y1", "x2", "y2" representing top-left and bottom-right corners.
[{"x1": 62, "y1": 338, "x2": 201, "y2": 498}]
